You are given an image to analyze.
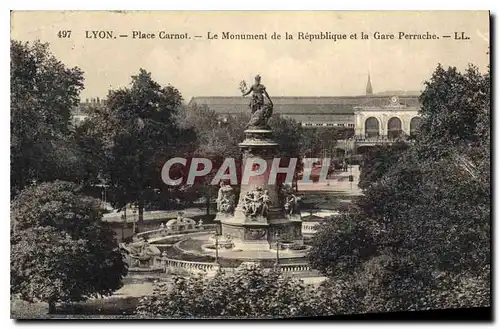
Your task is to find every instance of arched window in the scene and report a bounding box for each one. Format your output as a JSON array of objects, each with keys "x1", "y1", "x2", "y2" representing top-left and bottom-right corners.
[
  {"x1": 365, "y1": 117, "x2": 379, "y2": 138},
  {"x1": 410, "y1": 117, "x2": 422, "y2": 136},
  {"x1": 387, "y1": 117, "x2": 403, "y2": 139}
]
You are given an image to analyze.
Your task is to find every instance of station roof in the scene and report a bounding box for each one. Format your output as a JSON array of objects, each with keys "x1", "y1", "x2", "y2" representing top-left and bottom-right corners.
[{"x1": 188, "y1": 95, "x2": 420, "y2": 116}]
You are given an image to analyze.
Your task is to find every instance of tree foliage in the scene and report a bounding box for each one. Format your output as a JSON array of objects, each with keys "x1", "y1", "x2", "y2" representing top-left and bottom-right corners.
[
  {"x1": 87, "y1": 69, "x2": 194, "y2": 225},
  {"x1": 418, "y1": 64, "x2": 489, "y2": 156},
  {"x1": 11, "y1": 227, "x2": 89, "y2": 306},
  {"x1": 11, "y1": 40, "x2": 85, "y2": 195},
  {"x1": 179, "y1": 104, "x2": 305, "y2": 162},
  {"x1": 177, "y1": 103, "x2": 247, "y2": 161},
  {"x1": 299, "y1": 127, "x2": 354, "y2": 158},
  {"x1": 74, "y1": 118, "x2": 106, "y2": 187},
  {"x1": 136, "y1": 266, "x2": 332, "y2": 319},
  {"x1": 307, "y1": 212, "x2": 376, "y2": 279},
  {"x1": 308, "y1": 63, "x2": 491, "y2": 313},
  {"x1": 358, "y1": 142, "x2": 409, "y2": 190},
  {"x1": 11, "y1": 181, "x2": 128, "y2": 309}
]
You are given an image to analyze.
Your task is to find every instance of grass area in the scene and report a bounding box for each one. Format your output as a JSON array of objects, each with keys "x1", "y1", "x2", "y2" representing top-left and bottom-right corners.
[
  {"x1": 11, "y1": 275, "x2": 174, "y2": 319},
  {"x1": 177, "y1": 236, "x2": 205, "y2": 252},
  {"x1": 11, "y1": 297, "x2": 140, "y2": 319},
  {"x1": 57, "y1": 297, "x2": 139, "y2": 316},
  {"x1": 11, "y1": 299, "x2": 48, "y2": 319},
  {"x1": 163, "y1": 241, "x2": 215, "y2": 263},
  {"x1": 122, "y1": 274, "x2": 165, "y2": 284}
]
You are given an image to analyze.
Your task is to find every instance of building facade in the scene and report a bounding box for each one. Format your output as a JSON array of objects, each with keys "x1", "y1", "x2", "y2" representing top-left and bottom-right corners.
[
  {"x1": 189, "y1": 77, "x2": 422, "y2": 154},
  {"x1": 353, "y1": 95, "x2": 422, "y2": 139},
  {"x1": 74, "y1": 77, "x2": 423, "y2": 154}
]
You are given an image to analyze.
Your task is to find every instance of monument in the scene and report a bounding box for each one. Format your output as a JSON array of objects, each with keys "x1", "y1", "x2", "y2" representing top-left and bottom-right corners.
[{"x1": 215, "y1": 75, "x2": 303, "y2": 250}]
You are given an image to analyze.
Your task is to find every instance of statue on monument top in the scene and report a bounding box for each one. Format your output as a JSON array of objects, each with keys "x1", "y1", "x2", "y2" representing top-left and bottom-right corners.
[{"x1": 240, "y1": 75, "x2": 274, "y2": 128}]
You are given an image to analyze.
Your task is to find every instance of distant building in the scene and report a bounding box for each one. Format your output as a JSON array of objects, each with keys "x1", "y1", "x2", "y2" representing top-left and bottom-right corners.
[
  {"x1": 76, "y1": 76, "x2": 423, "y2": 155},
  {"x1": 188, "y1": 75, "x2": 423, "y2": 154},
  {"x1": 189, "y1": 93, "x2": 419, "y2": 130},
  {"x1": 71, "y1": 97, "x2": 105, "y2": 126}
]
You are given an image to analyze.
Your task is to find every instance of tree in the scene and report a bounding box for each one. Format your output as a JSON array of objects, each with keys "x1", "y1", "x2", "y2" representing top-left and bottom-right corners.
[
  {"x1": 88, "y1": 69, "x2": 194, "y2": 230},
  {"x1": 307, "y1": 212, "x2": 376, "y2": 279},
  {"x1": 136, "y1": 266, "x2": 332, "y2": 318},
  {"x1": 358, "y1": 142, "x2": 409, "y2": 190},
  {"x1": 308, "y1": 63, "x2": 490, "y2": 313},
  {"x1": 74, "y1": 119, "x2": 106, "y2": 187},
  {"x1": 356, "y1": 150, "x2": 489, "y2": 310},
  {"x1": 11, "y1": 181, "x2": 128, "y2": 313},
  {"x1": 268, "y1": 114, "x2": 304, "y2": 190},
  {"x1": 11, "y1": 40, "x2": 85, "y2": 195},
  {"x1": 269, "y1": 114, "x2": 302, "y2": 159},
  {"x1": 312, "y1": 152, "x2": 490, "y2": 312},
  {"x1": 181, "y1": 103, "x2": 305, "y2": 164},
  {"x1": 418, "y1": 64, "x2": 489, "y2": 157},
  {"x1": 299, "y1": 127, "x2": 353, "y2": 158},
  {"x1": 176, "y1": 104, "x2": 246, "y2": 214},
  {"x1": 11, "y1": 227, "x2": 89, "y2": 313},
  {"x1": 178, "y1": 103, "x2": 246, "y2": 161}
]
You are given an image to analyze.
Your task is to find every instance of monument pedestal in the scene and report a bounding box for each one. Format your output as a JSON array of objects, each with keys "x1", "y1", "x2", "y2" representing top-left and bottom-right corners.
[{"x1": 218, "y1": 126, "x2": 303, "y2": 251}]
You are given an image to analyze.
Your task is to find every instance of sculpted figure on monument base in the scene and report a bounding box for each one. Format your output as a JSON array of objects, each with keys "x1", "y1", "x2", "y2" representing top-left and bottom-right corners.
[
  {"x1": 280, "y1": 184, "x2": 301, "y2": 216},
  {"x1": 241, "y1": 187, "x2": 270, "y2": 217},
  {"x1": 216, "y1": 181, "x2": 235, "y2": 214}
]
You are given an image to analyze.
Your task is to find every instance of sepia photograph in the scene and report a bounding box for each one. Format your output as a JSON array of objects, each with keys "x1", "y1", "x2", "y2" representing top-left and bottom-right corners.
[{"x1": 9, "y1": 10, "x2": 491, "y2": 320}]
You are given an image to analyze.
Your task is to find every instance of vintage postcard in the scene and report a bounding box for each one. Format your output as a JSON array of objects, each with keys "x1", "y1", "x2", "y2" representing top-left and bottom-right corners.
[{"x1": 10, "y1": 11, "x2": 491, "y2": 320}]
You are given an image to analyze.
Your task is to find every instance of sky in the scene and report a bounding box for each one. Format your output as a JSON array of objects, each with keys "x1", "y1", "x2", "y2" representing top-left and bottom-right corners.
[{"x1": 10, "y1": 11, "x2": 490, "y2": 102}]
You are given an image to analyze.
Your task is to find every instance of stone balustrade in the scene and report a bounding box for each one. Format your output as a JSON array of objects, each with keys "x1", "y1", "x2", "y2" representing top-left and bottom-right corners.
[
  {"x1": 162, "y1": 257, "x2": 220, "y2": 274},
  {"x1": 162, "y1": 257, "x2": 310, "y2": 274},
  {"x1": 135, "y1": 224, "x2": 218, "y2": 241},
  {"x1": 353, "y1": 135, "x2": 409, "y2": 147},
  {"x1": 279, "y1": 263, "x2": 311, "y2": 272},
  {"x1": 302, "y1": 223, "x2": 319, "y2": 234}
]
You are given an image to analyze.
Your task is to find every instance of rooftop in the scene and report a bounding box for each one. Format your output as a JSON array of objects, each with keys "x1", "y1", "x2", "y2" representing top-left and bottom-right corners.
[{"x1": 188, "y1": 94, "x2": 421, "y2": 116}]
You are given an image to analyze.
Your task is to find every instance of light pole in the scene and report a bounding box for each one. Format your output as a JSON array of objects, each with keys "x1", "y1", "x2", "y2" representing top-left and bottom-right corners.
[
  {"x1": 275, "y1": 232, "x2": 281, "y2": 269},
  {"x1": 123, "y1": 207, "x2": 128, "y2": 241},
  {"x1": 103, "y1": 185, "x2": 107, "y2": 207},
  {"x1": 135, "y1": 117, "x2": 145, "y2": 232},
  {"x1": 349, "y1": 144, "x2": 354, "y2": 190},
  {"x1": 213, "y1": 233, "x2": 219, "y2": 265},
  {"x1": 132, "y1": 203, "x2": 137, "y2": 234},
  {"x1": 121, "y1": 213, "x2": 125, "y2": 242}
]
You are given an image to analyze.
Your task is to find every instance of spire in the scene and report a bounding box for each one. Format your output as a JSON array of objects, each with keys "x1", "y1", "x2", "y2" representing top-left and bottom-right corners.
[{"x1": 366, "y1": 73, "x2": 373, "y2": 95}]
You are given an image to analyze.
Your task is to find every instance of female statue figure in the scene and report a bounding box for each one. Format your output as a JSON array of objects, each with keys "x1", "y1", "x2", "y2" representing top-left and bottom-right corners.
[{"x1": 241, "y1": 75, "x2": 274, "y2": 127}]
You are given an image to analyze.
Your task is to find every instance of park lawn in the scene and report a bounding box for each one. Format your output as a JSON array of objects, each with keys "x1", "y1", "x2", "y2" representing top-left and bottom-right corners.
[
  {"x1": 11, "y1": 297, "x2": 139, "y2": 319},
  {"x1": 11, "y1": 275, "x2": 171, "y2": 319}
]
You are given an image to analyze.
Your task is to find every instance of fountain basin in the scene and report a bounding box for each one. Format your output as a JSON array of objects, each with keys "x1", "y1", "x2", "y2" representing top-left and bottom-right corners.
[{"x1": 170, "y1": 233, "x2": 311, "y2": 260}]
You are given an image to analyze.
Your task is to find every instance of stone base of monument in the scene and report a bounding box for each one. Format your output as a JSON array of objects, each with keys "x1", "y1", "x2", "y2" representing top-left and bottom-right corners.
[
  {"x1": 220, "y1": 219, "x2": 304, "y2": 251},
  {"x1": 220, "y1": 221, "x2": 268, "y2": 251},
  {"x1": 214, "y1": 212, "x2": 233, "y2": 223}
]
